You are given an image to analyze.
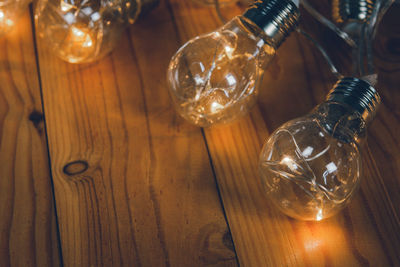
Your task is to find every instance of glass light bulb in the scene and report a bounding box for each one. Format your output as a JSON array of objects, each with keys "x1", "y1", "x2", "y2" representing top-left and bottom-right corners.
[
  {"x1": 259, "y1": 77, "x2": 381, "y2": 221},
  {"x1": 332, "y1": 0, "x2": 375, "y2": 24},
  {"x1": 331, "y1": 0, "x2": 376, "y2": 41},
  {"x1": 35, "y1": 0, "x2": 158, "y2": 63},
  {"x1": 0, "y1": 0, "x2": 29, "y2": 36},
  {"x1": 167, "y1": 0, "x2": 299, "y2": 127}
]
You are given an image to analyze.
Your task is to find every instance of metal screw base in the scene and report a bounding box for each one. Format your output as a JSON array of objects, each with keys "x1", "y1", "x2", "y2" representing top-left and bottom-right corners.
[
  {"x1": 326, "y1": 77, "x2": 380, "y2": 124},
  {"x1": 332, "y1": 0, "x2": 375, "y2": 24}
]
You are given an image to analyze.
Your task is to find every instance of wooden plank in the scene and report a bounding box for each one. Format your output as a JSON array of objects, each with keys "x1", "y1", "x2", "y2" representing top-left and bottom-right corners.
[
  {"x1": 168, "y1": 0, "x2": 400, "y2": 266},
  {"x1": 35, "y1": 0, "x2": 237, "y2": 266},
  {"x1": 0, "y1": 9, "x2": 61, "y2": 267}
]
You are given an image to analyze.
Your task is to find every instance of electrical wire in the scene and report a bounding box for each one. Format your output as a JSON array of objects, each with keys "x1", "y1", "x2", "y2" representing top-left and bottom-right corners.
[
  {"x1": 300, "y1": 0, "x2": 393, "y2": 78},
  {"x1": 355, "y1": 0, "x2": 394, "y2": 76},
  {"x1": 297, "y1": 28, "x2": 344, "y2": 79},
  {"x1": 211, "y1": 0, "x2": 395, "y2": 80},
  {"x1": 300, "y1": 0, "x2": 357, "y2": 48},
  {"x1": 214, "y1": 0, "x2": 227, "y2": 23},
  {"x1": 357, "y1": 23, "x2": 367, "y2": 76}
]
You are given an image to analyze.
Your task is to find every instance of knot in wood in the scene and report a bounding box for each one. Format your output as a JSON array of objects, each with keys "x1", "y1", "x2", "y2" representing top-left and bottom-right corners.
[
  {"x1": 63, "y1": 160, "x2": 89, "y2": 176},
  {"x1": 222, "y1": 231, "x2": 235, "y2": 252},
  {"x1": 29, "y1": 110, "x2": 44, "y2": 130}
]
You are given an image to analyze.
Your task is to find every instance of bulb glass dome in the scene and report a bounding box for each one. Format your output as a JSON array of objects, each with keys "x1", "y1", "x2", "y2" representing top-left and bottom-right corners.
[
  {"x1": 35, "y1": 0, "x2": 142, "y2": 63},
  {"x1": 259, "y1": 104, "x2": 362, "y2": 221},
  {"x1": 259, "y1": 77, "x2": 380, "y2": 221},
  {"x1": 168, "y1": 16, "x2": 275, "y2": 127},
  {"x1": 167, "y1": 0, "x2": 299, "y2": 127},
  {"x1": 0, "y1": 0, "x2": 29, "y2": 36}
]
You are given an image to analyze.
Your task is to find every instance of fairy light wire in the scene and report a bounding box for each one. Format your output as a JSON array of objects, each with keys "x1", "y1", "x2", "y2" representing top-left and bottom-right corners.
[
  {"x1": 211, "y1": 0, "x2": 343, "y2": 78},
  {"x1": 364, "y1": 0, "x2": 395, "y2": 74},
  {"x1": 300, "y1": 0, "x2": 357, "y2": 48},
  {"x1": 297, "y1": 28, "x2": 344, "y2": 79},
  {"x1": 214, "y1": 0, "x2": 227, "y2": 23},
  {"x1": 210, "y1": 0, "x2": 395, "y2": 79}
]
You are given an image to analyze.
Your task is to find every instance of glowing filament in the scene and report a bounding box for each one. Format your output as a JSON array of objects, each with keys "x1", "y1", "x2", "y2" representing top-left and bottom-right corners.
[
  {"x1": 225, "y1": 45, "x2": 233, "y2": 53},
  {"x1": 224, "y1": 45, "x2": 233, "y2": 58},
  {"x1": 316, "y1": 209, "x2": 323, "y2": 221},
  {"x1": 71, "y1": 26, "x2": 85, "y2": 38},
  {"x1": 56, "y1": 25, "x2": 97, "y2": 63},
  {"x1": 60, "y1": 2, "x2": 73, "y2": 12},
  {"x1": 281, "y1": 156, "x2": 298, "y2": 172},
  {"x1": 70, "y1": 26, "x2": 93, "y2": 48},
  {"x1": 0, "y1": 10, "x2": 14, "y2": 28},
  {"x1": 210, "y1": 101, "x2": 224, "y2": 113}
]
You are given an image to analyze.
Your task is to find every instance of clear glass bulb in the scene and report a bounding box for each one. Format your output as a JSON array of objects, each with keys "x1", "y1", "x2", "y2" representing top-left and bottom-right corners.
[
  {"x1": 168, "y1": 17, "x2": 274, "y2": 127},
  {"x1": 35, "y1": 0, "x2": 144, "y2": 63},
  {"x1": 0, "y1": 0, "x2": 29, "y2": 35},
  {"x1": 259, "y1": 77, "x2": 380, "y2": 221},
  {"x1": 167, "y1": 0, "x2": 299, "y2": 127}
]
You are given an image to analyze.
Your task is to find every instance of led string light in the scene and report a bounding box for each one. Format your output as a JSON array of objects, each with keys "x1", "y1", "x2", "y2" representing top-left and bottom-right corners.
[
  {"x1": 167, "y1": 0, "x2": 300, "y2": 127},
  {"x1": 0, "y1": 0, "x2": 30, "y2": 36},
  {"x1": 0, "y1": 0, "x2": 389, "y2": 222},
  {"x1": 301, "y1": 0, "x2": 395, "y2": 77},
  {"x1": 296, "y1": 28, "x2": 344, "y2": 80},
  {"x1": 172, "y1": 0, "x2": 396, "y2": 221},
  {"x1": 259, "y1": 77, "x2": 380, "y2": 221},
  {"x1": 208, "y1": 0, "x2": 394, "y2": 78},
  {"x1": 35, "y1": 0, "x2": 159, "y2": 64}
]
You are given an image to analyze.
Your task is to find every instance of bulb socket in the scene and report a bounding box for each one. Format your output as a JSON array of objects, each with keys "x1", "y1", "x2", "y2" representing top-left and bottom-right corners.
[
  {"x1": 332, "y1": 0, "x2": 375, "y2": 24},
  {"x1": 243, "y1": 0, "x2": 300, "y2": 47},
  {"x1": 326, "y1": 77, "x2": 381, "y2": 124}
]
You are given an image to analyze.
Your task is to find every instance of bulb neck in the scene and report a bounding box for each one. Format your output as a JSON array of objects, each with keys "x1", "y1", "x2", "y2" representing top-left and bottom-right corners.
[
  {"x1": 315, "y1": 77, "x2": 380, "y2": 143},
  {"x1": 326, "y1": 77, "x2": 380, "y2": 124},
  {"x1": 332, "y1": 0, "x2": 375, "y2": 24},
  {"x1": 243, "y1": 0, "x2": 300, "y2": 48}
]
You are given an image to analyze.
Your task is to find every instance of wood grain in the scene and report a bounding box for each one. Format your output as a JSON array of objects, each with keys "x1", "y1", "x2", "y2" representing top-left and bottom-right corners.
[
  {"x1": 168, "y1": 0, "x2": 400, "y2": 266},
  {"x1": 0, "y1": 9, "x2": 61, "y2": 267},
  {"x1": 35, "y1": 0, "x2": 237, "y2": 266}
]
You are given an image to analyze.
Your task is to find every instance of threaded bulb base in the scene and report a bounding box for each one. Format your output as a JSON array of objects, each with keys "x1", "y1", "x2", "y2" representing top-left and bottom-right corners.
[
  {"x1": 243, "y1": 0, "x2": 300, "y2": 47},
  {"x1": 326, "y1": 77, "x2": 380, "y2": 124},
  {"x1": 332, "y1": 0, "x2": 375, "y2": 24}
]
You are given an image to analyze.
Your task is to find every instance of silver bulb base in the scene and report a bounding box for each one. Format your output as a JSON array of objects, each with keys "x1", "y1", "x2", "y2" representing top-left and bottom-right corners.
[
  {"x1": 332, "y1": 0, "x2": 375, "y2": 24},
  {"x1": 326, "y1": 77, "x2": 381, "y2": 124},
  {"x1": 243, "y1": 0, "x2": 300, "y2": 47}
]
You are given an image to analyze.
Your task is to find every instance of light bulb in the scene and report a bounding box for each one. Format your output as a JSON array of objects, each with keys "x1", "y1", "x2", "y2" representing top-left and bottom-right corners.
[
  {"x1": 35, "y1": 0, "x2": 159, "y2": 63},
  {"x1": 259, "y1": 77, "x2": 381, "y2": 221},
  {"x1": 167, "y1": 0, "x2": 299, "y2": 127},
  {"x1": 0, "y1": 0, "x2": 29, "y2": 35},
  {"x1": 332, "y1": 0, "x2": 375, "y2": 24},
  {"x1": 332, "y1": 0, "x2": 375, "y2": 36}
]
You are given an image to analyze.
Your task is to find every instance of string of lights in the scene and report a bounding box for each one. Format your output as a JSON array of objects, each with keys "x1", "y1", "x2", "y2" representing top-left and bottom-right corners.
[
  {"x1": 0, "y1": 0, "x2": 396, "y2": 222},
  {"x1": 168, "y1": 0, "x2": 390, "y2": 221}
]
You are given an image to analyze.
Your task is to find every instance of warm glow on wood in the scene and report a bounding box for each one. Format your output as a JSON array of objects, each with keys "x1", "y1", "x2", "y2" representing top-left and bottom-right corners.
[{"x1": 0, "y1": 10, "x2": 15, "y2": 32}]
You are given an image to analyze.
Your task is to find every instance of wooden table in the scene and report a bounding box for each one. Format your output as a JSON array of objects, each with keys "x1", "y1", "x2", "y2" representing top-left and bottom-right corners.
[{"x1": 1, "y1": 1, "x2": 399, "y2": 266}]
